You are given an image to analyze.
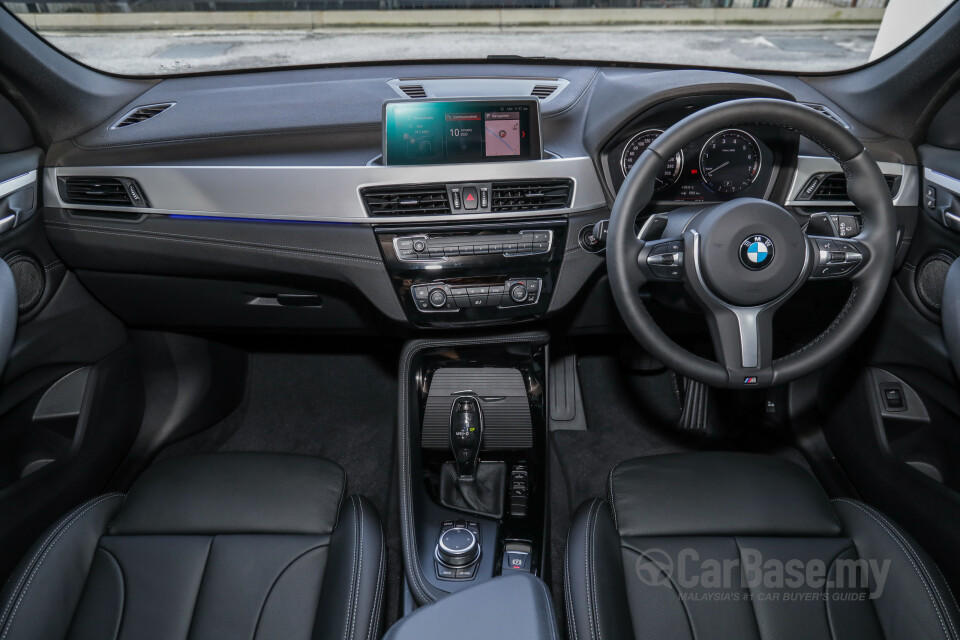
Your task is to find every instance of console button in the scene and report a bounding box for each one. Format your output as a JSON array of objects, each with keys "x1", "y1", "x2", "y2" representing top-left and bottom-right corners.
[
  {"x1": 473, "y1": 245, "x2": 488, "y2": 255},
  {"x1": 518, "y1": 242, "x2": 532, "y2": 252},
  {"x1": 444, "y1": 246, "x2": 459, "y2": 257},
  {"x1": 397, "y1": 239, "x2": 413, "y2": 250},
  {"x1": 413, "y1": 239, "x2": 427, "y2": 253},
  {"x1": 458, "y1": 245, "x2": 474, "y2": 256},
  {"x1": 470, "y1": 297, "x2": 486, "y2": 307},
  {"x1": 413, "y1": 287, "x2": 429, "y2": 300},
  {"x1": 451, "y1": 190, "x2": 462, "y2": 210},
  {"x1": 510, "y1": 283, "x2": 528, "y2": 303},
  {"x1": 416, "y1": 300, "x2": 430, "y2": 311},
  {"x1": 436, "y1": 564, "x2": 458, "y2": 579},
  {"x1": 503, "y1": 242, "x2": 517, "y2": 252},
  {"x1": 525, "y1": 280, "x2": 539, "y2": 293},
  {"x1": 479, "y1": 188, "x2": 489, "y2": 208},
  {"x1": 451, "y1": 287, "x2": 468, "y2": 297},
  {"x1": 456, "y1": 565, "x2": 478, "y2": 579},
  {"x1": 467, "y1": 287, "x2": 489, "y2": 296},
  {"x1": 533, "y1": 242, "x2": 548, "y2": 252},
  {"x1": 463, "y1": 187, "x2": 479, "y2": 210},
  {"x1": 454, "y1": 296, "x2": 471, "y2": 309},
  {"x1": 428, "y1": 289, "x2": 448, "y2": 308},
  {"x1": 533, "y1": 232, "x2": 550, "y2": 243},
  {"x1": 488, "y1": 243, "x2": 502, "y2": 253}
]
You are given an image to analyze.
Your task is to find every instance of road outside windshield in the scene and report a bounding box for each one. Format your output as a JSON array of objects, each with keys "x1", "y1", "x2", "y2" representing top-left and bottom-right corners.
[{"x1": 2, "y1": 0, "x2": 953, "y2": 75}]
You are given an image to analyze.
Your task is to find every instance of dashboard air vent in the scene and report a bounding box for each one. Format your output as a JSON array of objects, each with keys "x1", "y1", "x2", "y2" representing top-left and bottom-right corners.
[
  {"x1": 806, "y1": 173, "x2": 899, "y2": 201},
  {"x1": 801, "y1": 103, "x2": 850, "y2": 129},
  {"x1": 531, "y1": 84, "x2": 558, "y2": 99},
  {"x1": 490, "y1": 180, "x2": 572, "y2": 212},
  {"x1": 398, "y1": 84, "x2": 427, "y2": 98},
  {"x1": 112, "y1": 102, "x2": 175, "y2": 128},
  {"x1": 362, "y1": 185, "x2": 451, "y2": 216},
  {"x1": 58, "y1": 176, "x2": 148, "y2": 207}
]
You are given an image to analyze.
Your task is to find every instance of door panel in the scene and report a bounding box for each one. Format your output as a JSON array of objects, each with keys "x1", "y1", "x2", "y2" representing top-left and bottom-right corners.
[
  {"x1": 822, "y1": 92, "x2": 960, "y2": 591},
  {"x1": 0, "y1": 94, "x2": 144, "y2": 581}
]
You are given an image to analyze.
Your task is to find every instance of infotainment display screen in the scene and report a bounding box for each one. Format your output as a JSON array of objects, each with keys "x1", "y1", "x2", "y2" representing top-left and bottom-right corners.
[{"x1": 382, "y1": 98, "x2": 542, "y2": 166}]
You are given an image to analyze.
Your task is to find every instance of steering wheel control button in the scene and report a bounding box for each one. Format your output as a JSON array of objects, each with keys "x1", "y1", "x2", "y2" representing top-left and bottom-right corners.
[
  {"x1": 739, "y1": 235, "x2": 774, "y2": 271},
  {"x1": 813, "y1": 238, "x2": 866, "y2": 279},
  {"x1": 646, "y1": 241, "x2": 684, "y2": 280}
]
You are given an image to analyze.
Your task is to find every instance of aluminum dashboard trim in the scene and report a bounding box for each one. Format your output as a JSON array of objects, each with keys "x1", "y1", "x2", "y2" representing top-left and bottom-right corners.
[
  {"x1": 44, "y1": 157, "x2": 606, "y2": 224},
  {"x1": 784, "y1": 155, "x2": 918, "y2": 208}
]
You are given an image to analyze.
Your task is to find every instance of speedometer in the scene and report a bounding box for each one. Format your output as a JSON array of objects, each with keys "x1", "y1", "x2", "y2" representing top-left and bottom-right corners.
[
  {"x1": 698, "y1": 129, "x2": 761, "y2": 195},
  {"x1": 620, "y1": 129, "x2": 683, "y2": 192}
]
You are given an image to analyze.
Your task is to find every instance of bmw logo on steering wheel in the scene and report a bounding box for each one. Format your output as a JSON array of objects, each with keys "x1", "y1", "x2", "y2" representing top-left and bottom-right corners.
[{"x1": 739, "y1": 235, "x2": 775, "y2": 270}]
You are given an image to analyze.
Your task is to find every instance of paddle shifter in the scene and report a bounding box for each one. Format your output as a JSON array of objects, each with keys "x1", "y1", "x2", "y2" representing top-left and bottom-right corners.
[{"x1": 450, "y1": 396, "x2": 483, "y2": 478}]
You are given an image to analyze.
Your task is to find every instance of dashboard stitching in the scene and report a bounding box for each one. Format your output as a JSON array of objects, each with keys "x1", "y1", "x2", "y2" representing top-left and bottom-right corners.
[
  {"x1": 44, "y1": 222, "x2": 381, "y2": 263},
  {"x1": 544, "y1": 68, "x2": 600, "y2": 119}
]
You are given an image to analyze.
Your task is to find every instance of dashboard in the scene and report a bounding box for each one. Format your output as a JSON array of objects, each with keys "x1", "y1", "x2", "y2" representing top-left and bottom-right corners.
[{"x1": 37, "y1": 64, "x2": 921, "y2": 333}]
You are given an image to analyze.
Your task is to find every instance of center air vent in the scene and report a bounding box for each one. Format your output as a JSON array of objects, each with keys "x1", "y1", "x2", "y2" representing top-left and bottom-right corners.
[
  {"x1": 801, "y1": 173, "x2": 899, "y2": 202},
  {"x1": 398, "y1": 85, "x2": 427, "y2": 98},
  {"x1": 491, "y1": 180, "x2": 572, "y2": 212},
  {"x1": 531, "y1": 84, "x2": 558, "y2": 99},
  {"x1": 112, "y1": 102, "x2": 175, "y2": 128},
  {"x1": 58, "y1": 176, "x2": 148, "y2": 207},
  {"x1": 362, "y1": 185, "x2": 451, "y2": 216}
]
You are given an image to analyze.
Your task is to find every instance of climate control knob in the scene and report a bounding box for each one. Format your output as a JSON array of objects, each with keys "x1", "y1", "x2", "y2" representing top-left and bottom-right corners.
[
  {"x1": 428, "y1": 288, "x2": 448, "y2": 308},
  {"x1": 509, "y1": 283, "x2": 528, "y2": 303}
]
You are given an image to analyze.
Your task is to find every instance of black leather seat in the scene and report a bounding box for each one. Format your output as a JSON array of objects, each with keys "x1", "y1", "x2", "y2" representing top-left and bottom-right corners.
[
  {"x1": 566, "y1": 452, "x2": 960, "y2": 640},
  {"x1": 0, "y1": 452, "x2": 384, "y2": 640}
]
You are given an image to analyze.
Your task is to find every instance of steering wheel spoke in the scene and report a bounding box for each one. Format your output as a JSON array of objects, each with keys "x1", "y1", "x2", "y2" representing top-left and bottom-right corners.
[
  {"x1": 808, "y1": 236, "x2": 868, "y2": 280},
  {"x1": 705, "y1": 304, "x2": 776, "y2": 381},
  {"x1": 638, "y1": 237, "x2": 685, "y2": 282}
]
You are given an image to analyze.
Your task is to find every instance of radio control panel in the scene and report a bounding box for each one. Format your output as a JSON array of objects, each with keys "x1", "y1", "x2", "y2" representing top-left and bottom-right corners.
[{"x1": 394, "y1": 230, "x2": 552, "y2": 262}]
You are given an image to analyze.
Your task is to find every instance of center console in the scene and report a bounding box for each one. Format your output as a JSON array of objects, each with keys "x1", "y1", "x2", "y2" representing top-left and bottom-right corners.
[
  {"x1": 398, "y1": 333, "x2": 550, "y2": 604},
  {"x1": 377, "y1": 220, "x2": 567, "y2": 326}
]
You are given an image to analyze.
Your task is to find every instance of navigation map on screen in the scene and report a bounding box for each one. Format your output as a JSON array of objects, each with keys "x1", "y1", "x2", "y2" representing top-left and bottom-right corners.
[{"x1": 484, "y1": 111, "x2": 521, "y2": 157}]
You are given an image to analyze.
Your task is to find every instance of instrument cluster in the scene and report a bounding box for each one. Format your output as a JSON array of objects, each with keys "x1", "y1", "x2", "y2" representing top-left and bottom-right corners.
[{"x1": 603, "y1": 121, "x2": 782, "y2": 204}]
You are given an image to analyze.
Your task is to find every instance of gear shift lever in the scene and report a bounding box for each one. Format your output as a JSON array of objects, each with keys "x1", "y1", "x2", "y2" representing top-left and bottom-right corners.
[{"x1": 450, "y1": 396, "x2": 483, "y2": 478}]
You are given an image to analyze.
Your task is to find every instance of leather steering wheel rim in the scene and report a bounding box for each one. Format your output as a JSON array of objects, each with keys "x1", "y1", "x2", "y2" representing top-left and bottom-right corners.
[{"x1": 607, "y1": 98, "x2": 897, "y2": 389}]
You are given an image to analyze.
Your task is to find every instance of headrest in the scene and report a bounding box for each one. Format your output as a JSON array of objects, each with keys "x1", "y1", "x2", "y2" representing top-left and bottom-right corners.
[
  {"x1": 608, "y1": 452, "x2": 841, "y2": 538},
  {"x1": 110, "y1": 452, "x2": 345, "y2": 536}
]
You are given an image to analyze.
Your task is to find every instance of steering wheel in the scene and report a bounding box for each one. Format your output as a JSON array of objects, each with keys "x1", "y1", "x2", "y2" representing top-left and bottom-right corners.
[{"x1": 607, "y1": 98, "x2": 897, "y2": 389}]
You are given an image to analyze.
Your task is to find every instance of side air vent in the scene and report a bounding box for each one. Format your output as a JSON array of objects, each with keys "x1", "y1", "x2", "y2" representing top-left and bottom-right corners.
[
  {"x1": 801, "y1": 103, "x2": 851, "y2": 129},
  {"x1": 491, "y1": 180, "x2": 572, "y2": 212},
  {"x1": 803, "y1": 173, "x2": 899, "y2": 201},
  {"x1": 398, "y1": 85, "x2": 427, "y2": 98},
  {"x1": 112, "y1": 102, "x2": 175, "y2": 128},
  {"x1": 531, "y1": 84, "x2": 558, "y2": 99},
  {"x1": 361, "y1": 185, "x2": 451, "y2": 216},
  {"x1": 58, "y1": 176, "x2": 149, "y2": 207}
]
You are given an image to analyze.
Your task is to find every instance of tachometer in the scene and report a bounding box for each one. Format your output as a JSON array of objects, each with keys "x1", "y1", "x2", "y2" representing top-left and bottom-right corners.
[
  {"x1": 698, "y1": 129, "x2": 761, "y2": 195},
  {"x1": 620, "y1": 129, "x2": 683, "y2": 191}
]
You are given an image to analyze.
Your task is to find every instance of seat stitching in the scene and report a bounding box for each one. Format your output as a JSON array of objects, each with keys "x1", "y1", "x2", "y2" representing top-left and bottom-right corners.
[
  {"x1": 0, "y1": 495, "x2": 109, "y2": 627},
  {"x1": 866, "y1": 505, "x2": 959, "y2": 636},
  {"x1": 821, "y1": 544, "x2": 859, "y2": 640},
  {"x1": 251, "y1": 542, "x2": 330, "y2": 640},
  {"x1": 582, "y1": 500, "x2": 597, "y2": 640},
  {"x1": 366, "y1": 518, "x2": 386, "y2": 640},
  {"x1": 627, "y1": 547, "x2": 697, "y2": 639},
  {"x1": 832, "y1": 499, "x2": 952, "y2": 640},
  {"x1": 94, "y1": 547, "x2": 126, "y2": 640},
  {"x1": 0, "y1": 493, "x2": 124, "y2": 640},
  {"x1": 842, "y1": 499, "x2": 959, "y2": 639},
  {"x1": 733, "y1": 537, "x2": 765, "y2": 640},
  {"x1": 589, "y1": 500, "x2": 604, "y2": 640},
  {"x1": 608, "y1": 469, "x2": 619, "y2": 531},
  {"x1": 345, "y1": 496, "x2": 361, "y2": 640},
  {"x1": 934, "y1": 563, "x2": 960, "y2": 615},
  {"x1": 397, "y1": 335, "x2": 546, "y2": 605},
  {"x1": 564, "y1": 517, "x2": 579, "y2": 640}
]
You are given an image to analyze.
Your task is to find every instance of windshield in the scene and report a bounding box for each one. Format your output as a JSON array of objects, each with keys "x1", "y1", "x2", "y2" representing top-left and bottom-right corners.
[{"x1": 3, "y1": 0, "x2": 953, "y2": 76}]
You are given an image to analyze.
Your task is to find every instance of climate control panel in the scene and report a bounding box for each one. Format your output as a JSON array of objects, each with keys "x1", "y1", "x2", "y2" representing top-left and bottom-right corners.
[{"x1": 412, "y1": 279, "x2": 542, "y2": 313}]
